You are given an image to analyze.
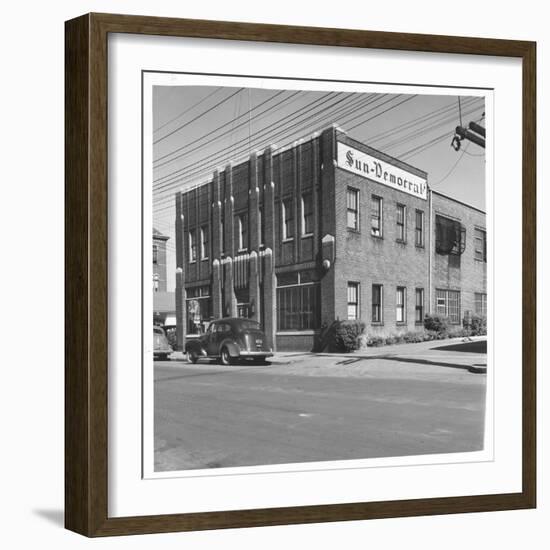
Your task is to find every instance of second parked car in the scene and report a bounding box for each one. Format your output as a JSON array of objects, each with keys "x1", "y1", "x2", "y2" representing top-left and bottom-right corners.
[{"x1": 185, "y1": 318, "x2": 273, "y2": 365}]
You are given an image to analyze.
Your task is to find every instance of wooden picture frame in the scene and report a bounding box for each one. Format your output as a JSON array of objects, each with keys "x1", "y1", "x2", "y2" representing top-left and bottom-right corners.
[{"x1": 65, "y1": 12, "x2": 536, "y2": 537}]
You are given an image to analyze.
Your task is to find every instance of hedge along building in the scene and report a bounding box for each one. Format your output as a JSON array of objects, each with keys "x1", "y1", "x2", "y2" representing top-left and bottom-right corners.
[{"x1": 174, "y1": 124, "x2": 487, "y2": 352}]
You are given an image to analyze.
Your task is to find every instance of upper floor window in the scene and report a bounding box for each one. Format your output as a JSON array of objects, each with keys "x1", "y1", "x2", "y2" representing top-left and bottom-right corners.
[
  {"x1": 396, "y1": 204, "x2": 406, "y2": 242},
  {"x1": 474, "y1": 228, "x2": 487, "y2": 262},
  {"x1": 435, "y1": 215, "x2": 466, "y2": 255},
  {"x1": 237, "y1": 213, "x2": 248, "y2": 251},
  {"x1": 152, "y1": 243, "x2": 158, "y2": 264},
  {"x1": 415, "y1": 210, "x2": 424, "y2": 247},
  {"x1": 282, "y1": 198, "x2": 294, "y2": 240},
  {"x1": 200, "y1": 226, "x2": 209, "y2": 259},
  {"x1": 347, "y1": 187, "x2": 359, "y2": 230},
  {"x1": 302, "y1": 192, "x2": 314, "y2": 235},
  {"x1": 371, "y1": 195, "x2": 382, "y2": 237},
  {"x1": 188, "y1": 229, "x2": 197, "y2": 263}
]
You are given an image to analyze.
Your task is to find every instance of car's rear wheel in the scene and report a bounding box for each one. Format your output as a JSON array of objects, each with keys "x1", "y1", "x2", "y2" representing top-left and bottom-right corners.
[
  {"x1": 188, "y1": 350, "x2": 199, "y2": 364},
  {"x1": 220, "y1": 346, "x2": 234, "y2": 366}
]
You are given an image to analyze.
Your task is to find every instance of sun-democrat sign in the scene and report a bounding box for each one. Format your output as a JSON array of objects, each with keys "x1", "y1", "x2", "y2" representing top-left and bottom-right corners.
[{"x1": 337, "y1": 142, "x2": 428, "y2": 200}]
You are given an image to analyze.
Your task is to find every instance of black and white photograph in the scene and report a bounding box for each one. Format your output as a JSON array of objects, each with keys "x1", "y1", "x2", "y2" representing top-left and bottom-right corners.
[{"x1": 147, "y1": 76, "x2": 490, "y2": 474}]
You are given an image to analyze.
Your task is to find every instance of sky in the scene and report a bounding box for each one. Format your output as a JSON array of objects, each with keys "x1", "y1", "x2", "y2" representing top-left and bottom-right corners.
[{"x1": 152, "y1": 85, "x2": 486, "y2": 291}]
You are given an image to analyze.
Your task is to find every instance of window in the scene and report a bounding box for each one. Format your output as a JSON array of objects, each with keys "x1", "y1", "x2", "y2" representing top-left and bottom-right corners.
[
  {"x1": 282, "y1": 198, "x2": 294, "y2": 240},
  {"x1": 475, "y1": 292, "x2": 487, "y2": 317},
  {"x1": 259, "y1": 207, "x2": 264, "y2": 245},
  {"x1": 200, "y1": 226, "x2": 209, "y2": 259},
  {"x1": 415, "y1": 288, "x2": 424, "y2": 323},
  {"x1": 347, "y1": 187, "x2": 359, "y2": 230},
  {"x1": 396, "y1": 287, "x2": 406, "y2": 323},
  {"x1": 277, "y1": 271, "x2": 320, "y2": 330},
  {"x1": 474, "y1": 228, "x2": 487, "y2": 262},
  {"x1": 152, "y1": 243, "x2": 158, "y2": 264},
  {"x1": 396, "y1": 204, "x2": 406, "y2": 242},
  {"x1": 186, "y1": 285, "x2": 212, "y2": 334},
  {"x1": 371, "y1": 195, "x2": 382, "y2": 236},
  {"x1": 435, "y1": 289, "x2": 461, "y2": 324},
  {"x1": 301, "y1": 192, "x2": 314, "y2": 235},
  {"x1": 372, "y1": 284, "x2": 383, "y2": 323},
  {"x1": 237, "y1": 213, "x2": 248, "y2": 251},
  {"x1": 153, "y1": 273, "x2": 159, "y2": 292},
  {"x1": 347, "y1": 282, "x2": 360, "y2": 320},
  {"x1": 435, "y1": 215, "x2": 466, "y2": 255},
  {"x1": 415, "y1": 210, "x2": 424, "y2": 247},
  {"x1": 188, "y1": 229, "x2": 197, "y2": 262}
]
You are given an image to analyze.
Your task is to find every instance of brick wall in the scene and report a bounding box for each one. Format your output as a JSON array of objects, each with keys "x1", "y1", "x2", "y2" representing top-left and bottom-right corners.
[{"x1": 430, "y1": 191, "x2": 487, "y2": 320}]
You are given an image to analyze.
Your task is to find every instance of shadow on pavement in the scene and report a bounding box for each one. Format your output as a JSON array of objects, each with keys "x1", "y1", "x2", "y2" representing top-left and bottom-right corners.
[{"x1": 431, "y1": 340, "x2": 487, "y2": 353}]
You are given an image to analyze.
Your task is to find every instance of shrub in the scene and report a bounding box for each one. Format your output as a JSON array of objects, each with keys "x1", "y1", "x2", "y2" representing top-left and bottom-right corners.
[
  {"x1": 424, "y1": 314, "x2": 450, "y2": 334},
  {"x1": 403, "y1": 331, "x2": 424, "y2": 343},
  {"x1": 448, "y1": 326, "x2": 470, "y2": 339},
  {"x1": 330, "y1": 319, "x2": 366, "y2": 352},
  {"x1": 469, "y1": 315, "x2": 487, "y2": 336},
  {"x1": 367, "y1": 335, "x2": 385, "y2": 347}
]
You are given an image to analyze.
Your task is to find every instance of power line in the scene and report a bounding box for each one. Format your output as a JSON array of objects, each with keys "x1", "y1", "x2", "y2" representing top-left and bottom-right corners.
[
  {"x1": 153, "y1": 87, "x2": 222, "y2": 135},
  {"x1": 152, "y1": 93, "x2": 383, "y2": 207},
  {"x1": 153, "y1": 90, "x2": 298, "y2": 168},
  {"x1": 153, "y1": 87, "x2": 244, "y2": 145}
]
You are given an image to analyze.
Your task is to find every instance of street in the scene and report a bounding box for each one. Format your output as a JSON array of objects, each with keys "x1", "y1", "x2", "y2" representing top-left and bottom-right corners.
[{"x1": 154, "y1": 338, "x2": 487, "y2": 472}]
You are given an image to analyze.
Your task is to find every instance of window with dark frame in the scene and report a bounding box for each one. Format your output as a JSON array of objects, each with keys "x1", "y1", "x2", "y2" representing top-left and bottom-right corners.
[
  {"x1": 415, "y1": 209, "x2": 424, "y2": 247},
  {"x1": 276, "y1": 270, "x2": 320, "y2": 331},
  {"x1": 188, "y1": 229, "x2": 197, "y2": 262},
  {"x1": 302, "y1": 192, "x2": 314, "y2": 235},
  {"x1": 372, "y1": 284, "x2": 383, "y2": 323},
  {"x1": 347, "y1": 282, "x2": 359, "y2": 320},
  {"x1": 152, "y1": 243, "x2": 158, "y2": 264},
  {"x1": 347, "y1": 187, "x2": 359, "y2": 230},
  {"x1": 396, "y1": 204, "x2": 406, "y2": 242},
  {"x1": 282, "y1": 198, "x2": 294, "y2": 240},
  {"x1": 371, "y1": 195, "x2": 382, "y2": 236},
  {"x1": 474, "y1": 228, "x2": 487, "y2": 262},
  {"x1": 396, "y1": 287, "x2": 406, "y2": 323},
  {"x1": 415, "y1": 288, "x2": 424, "y2": 323},
  {"x1": 200, "y1": 226, "x2": 209, "y2": 260}
]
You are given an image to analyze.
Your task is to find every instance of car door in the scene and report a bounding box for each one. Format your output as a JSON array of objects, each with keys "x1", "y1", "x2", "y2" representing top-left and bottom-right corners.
[{"x1": 205, "y1": 322, "x2": 218, "y2": 356}]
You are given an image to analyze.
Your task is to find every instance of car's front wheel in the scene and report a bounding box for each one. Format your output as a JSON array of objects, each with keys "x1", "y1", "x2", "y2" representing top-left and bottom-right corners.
[
  {"x1": 219, "y1": 346, "x2": 234, "y2": 366},
  {"x1": 188, "y1": 350, "x2": 199, "y2": 364}
]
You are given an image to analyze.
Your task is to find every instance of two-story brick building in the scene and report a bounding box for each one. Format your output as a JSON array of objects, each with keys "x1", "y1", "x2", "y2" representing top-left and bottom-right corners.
[{"x1": 173, "y1": 124, "x2": 487, "y2": 351}]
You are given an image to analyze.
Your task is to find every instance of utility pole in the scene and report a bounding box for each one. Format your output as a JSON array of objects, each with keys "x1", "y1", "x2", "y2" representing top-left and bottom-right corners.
[{"x1": 451, "y1": 118, "x2": 486, "y2": 150}]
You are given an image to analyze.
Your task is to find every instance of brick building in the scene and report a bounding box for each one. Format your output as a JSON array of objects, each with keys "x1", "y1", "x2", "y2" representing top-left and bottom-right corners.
[{"x1": 174, "y1": 125, "x2": 487, "y2": 351}]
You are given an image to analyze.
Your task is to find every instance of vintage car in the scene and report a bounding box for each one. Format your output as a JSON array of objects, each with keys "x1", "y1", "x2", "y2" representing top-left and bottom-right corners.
[
  {"x1": 153, "y1": 325, "x2": 173, "y2": 360},
  {"x1": 185, "y1": 318, "x2": 273, "y2": 365}
]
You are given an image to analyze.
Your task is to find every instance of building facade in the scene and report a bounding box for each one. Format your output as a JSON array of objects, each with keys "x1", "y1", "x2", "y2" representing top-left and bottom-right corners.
[
  {"x1": 152, "y1": 227, "x2": 169, "y2": 293},
  {"x1": 174, "y1": 125, "x2": 487, "y2": 351}
]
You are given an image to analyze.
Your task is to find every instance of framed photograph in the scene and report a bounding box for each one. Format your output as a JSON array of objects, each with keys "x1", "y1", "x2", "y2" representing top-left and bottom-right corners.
[{"x1": 65, "y1": 13, "x2": 536, "y2": 537}]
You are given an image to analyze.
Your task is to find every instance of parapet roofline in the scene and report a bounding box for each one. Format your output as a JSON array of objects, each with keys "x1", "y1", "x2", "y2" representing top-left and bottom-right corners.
[
  {"x1": 175, "y1": 124, "x2": 432, "y2": 194},
  {"x1": 431, "y1": 190, "x2": 486, "y2": 214}
]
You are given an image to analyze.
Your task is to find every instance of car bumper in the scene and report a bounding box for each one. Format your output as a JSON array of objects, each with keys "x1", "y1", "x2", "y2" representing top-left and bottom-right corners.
[{"x1": 238, "y1": 350, "x2": 273, "y2": 358}]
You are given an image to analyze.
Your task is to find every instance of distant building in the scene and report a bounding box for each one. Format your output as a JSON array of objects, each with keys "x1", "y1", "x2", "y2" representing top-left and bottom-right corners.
[
  {"x1": 174, "y1": 125, "x2": 487, "y2": 351},
  {"x1": 152, "y1": 228, "x2": 174, "y2": 326},
  {"x1": 152, "y1": 227, "x2": 169, "y2": 292}
]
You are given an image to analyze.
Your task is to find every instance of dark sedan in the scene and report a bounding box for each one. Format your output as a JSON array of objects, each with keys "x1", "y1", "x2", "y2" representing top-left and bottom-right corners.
[{"x1": 185, "y1": 318, "x2": 273, "y2": 365}]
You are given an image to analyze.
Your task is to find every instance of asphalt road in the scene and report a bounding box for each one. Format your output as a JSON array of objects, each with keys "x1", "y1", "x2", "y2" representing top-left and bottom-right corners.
[{"x1": 154, "y1": 340, "x2": 487, "y2": 472}]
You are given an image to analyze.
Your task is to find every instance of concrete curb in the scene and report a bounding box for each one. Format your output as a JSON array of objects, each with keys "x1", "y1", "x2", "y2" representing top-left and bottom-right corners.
[{"x1": 468, "y1": 364, "x2": 487, "y2": 374}]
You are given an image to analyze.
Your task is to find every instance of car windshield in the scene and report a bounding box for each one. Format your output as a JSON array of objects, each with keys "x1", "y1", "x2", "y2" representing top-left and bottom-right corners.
[{"x1": 235, "y1": 320, "x2": 261, "y2": 331}]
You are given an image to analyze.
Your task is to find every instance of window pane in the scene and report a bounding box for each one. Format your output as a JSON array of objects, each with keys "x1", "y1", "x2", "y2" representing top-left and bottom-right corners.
[
  {"x1": 372, "y1": 284, "x2": 382, "y2": 322},
  {"x1": 371, "y1": 196, "x2": 381, "y2": 236}
]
